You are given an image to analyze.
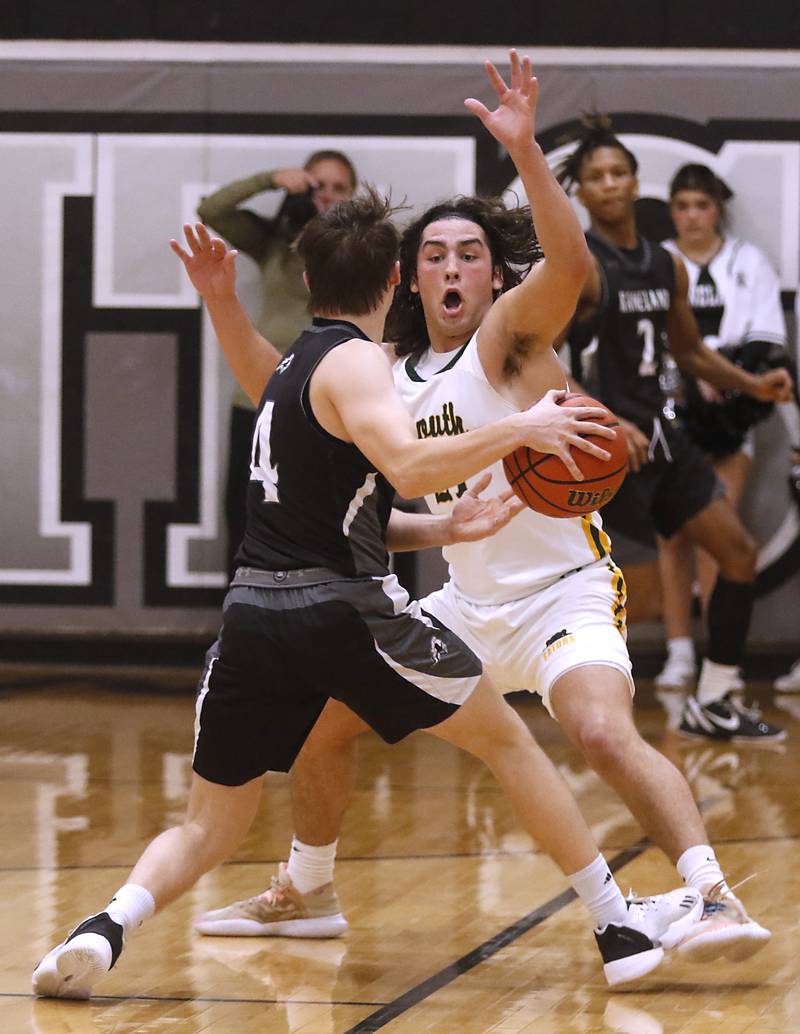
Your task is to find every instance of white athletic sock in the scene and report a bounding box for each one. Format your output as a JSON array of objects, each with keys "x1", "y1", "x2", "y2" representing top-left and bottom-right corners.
[
  {"x1": 106, "y1": 883, "x2": 156, "y2": 936},
  {"x1": 286, "y1": 837, "x2": 338, "y2": 895},
  {"x1": 697, "y1": 659, "x2": 738, "y2": 706},
  {"x1": 676, "y1": 844, "x2": 729, "y2": 897},
  {"x1": 568, "y1": 853, "x2": 628, "y2": 930},
  {"x1": 667, "y1": 637, "x2": 695, "y2": 665}
]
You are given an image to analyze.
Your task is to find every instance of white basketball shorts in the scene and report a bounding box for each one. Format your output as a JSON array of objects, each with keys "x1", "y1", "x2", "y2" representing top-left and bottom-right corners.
[{"x1": 419, "y1": 558, "x2": 633, "y2": 717}]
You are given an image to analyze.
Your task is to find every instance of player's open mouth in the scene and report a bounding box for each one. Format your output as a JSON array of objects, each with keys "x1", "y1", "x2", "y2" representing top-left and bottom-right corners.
[{"x1": 443, "y1": 289, "x2": 463, "y2": 314}]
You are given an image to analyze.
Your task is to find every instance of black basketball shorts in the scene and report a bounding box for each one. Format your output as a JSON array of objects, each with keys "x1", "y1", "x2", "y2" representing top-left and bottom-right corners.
[
  {"x1": 192, "y1": 567, "x2": 483, "y2": 786},
  {"x1": 600, "y1": 423, "x2": 725, "y2": 549}
]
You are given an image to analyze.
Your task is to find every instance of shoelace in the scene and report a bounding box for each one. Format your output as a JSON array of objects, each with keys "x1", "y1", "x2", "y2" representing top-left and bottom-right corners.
[
  {"x1": 624, "y1": 889, "x2": 665, "y2": 925},
  {"x1": 703, "y1": 873, "x2": 759, "y2": 919},
  {"x1": 728, "y1": 696, "x2": 763, "y2": 722},
  {"x1": 257, "y1": 874, "x2": 292, "y2": 908}
]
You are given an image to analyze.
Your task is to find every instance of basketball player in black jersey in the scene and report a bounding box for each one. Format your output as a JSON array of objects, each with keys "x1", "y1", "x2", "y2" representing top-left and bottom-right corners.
[
  {"x1": 32, "y1": 63, "x2": 705, "y2": 996},
  {"x1": 559, "y1": 120, "x2": 793, "y2": 745}
]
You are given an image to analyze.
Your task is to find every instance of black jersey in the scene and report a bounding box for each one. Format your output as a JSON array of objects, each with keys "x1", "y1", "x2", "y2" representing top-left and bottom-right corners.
[
  {"x1": 235, "y1": 318, "x2": 395, "y2": 577},
  {"x1": 573, "y1": 232, "x2": 676, "y2": 432}
]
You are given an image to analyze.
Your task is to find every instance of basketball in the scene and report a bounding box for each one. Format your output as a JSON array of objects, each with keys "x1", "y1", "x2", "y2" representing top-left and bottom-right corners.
[{"x1": 503, "y1": 394, "x2": 628, "y2": 518}]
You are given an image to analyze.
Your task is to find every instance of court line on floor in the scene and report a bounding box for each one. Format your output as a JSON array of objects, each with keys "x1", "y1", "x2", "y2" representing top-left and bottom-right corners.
[
  {"x1": 341, "y1": 839, "x2": 650, "y2": 1034},
  {"x1": 2, "y1": 832, "x2": 797, "y2": 874},
  {"x1": 2, "y1": 991, "x2": 387, "y2": 1006}
]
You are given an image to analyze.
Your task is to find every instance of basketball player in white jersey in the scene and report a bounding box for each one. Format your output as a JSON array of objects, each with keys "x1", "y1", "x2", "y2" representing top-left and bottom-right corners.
[{"x1": 192, "y1": 54, "x2": 769, "y2": 963}]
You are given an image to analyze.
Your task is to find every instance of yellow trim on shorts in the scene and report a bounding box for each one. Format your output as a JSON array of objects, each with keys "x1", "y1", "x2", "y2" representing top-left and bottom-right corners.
[
  {"x1": 607, "y1": 558, "x2": 628, "y2": 641},
  {"x1": 580, "y1": 514, "x2": 608, "y2": 561}
]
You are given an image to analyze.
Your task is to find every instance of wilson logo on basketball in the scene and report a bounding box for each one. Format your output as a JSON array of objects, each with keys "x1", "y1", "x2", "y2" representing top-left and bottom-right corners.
[{"x1": 566, "y1": 487, "x2": 616, "y2": 509}]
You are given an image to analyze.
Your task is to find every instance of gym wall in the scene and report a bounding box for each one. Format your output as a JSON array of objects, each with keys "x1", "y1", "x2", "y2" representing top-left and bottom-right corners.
[{"x1": 0, "y1": 43, "x2": 798, "y2": 644}]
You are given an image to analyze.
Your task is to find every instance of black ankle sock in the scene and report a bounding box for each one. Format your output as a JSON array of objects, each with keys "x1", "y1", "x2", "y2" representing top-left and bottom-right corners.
[{"x1": 706, "y1": 577, "x2": 754, "y2": 666}]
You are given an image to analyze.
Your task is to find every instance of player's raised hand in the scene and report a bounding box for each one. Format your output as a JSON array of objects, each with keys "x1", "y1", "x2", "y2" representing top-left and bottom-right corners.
[
  {"x1": 464, "y1": 49, "x2": 539, "y2": 155},
  {"x1": 447, "y1": 472, "x2": 525, "y2": 543},
  {"x1": 518, "y1": 389, "x2": 615, "y2": 481},
  {"x1": 170, "y1": 223, "x2": 238, "y2": 303}
]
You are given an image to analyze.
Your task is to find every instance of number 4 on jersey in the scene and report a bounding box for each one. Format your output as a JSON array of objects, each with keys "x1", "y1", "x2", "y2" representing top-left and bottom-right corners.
[{"x1": 251, "y1": 401, "x2": 279, "y2": 503}]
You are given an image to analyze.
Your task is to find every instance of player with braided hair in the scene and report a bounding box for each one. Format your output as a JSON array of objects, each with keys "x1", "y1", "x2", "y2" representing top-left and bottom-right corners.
[{"x1": 560, "y1": 117, "x2": 793, "y2": 744}]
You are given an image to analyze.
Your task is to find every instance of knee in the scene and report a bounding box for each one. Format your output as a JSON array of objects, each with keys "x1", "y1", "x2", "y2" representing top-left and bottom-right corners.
[
  {"x1": 575, "y1": 714, "x2": 633, "y2": 771},
  {"x1": 717, "y1": 530, "x2": 757, "y2": 581},
  {"x1": 183, "y1": 815, "x2": 247, "y2": 870}
]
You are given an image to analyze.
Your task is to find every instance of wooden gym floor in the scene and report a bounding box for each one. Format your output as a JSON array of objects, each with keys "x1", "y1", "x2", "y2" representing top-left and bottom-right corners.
[{"x1": 0, "y1": 667, "x2": 798, "y2": 1033}]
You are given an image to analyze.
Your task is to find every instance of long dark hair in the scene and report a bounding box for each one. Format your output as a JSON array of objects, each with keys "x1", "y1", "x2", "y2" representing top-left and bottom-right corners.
[
  {"x1": 385, "y1": 195, "x2": 542, "y2": 358},
  {"x1": 556, "y1": 114, "x2": 638, "y2": 193}
]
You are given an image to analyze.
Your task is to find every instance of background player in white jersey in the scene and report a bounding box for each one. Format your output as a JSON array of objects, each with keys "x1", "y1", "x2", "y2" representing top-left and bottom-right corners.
[
  {"x1": 196, "y1": 55, "x2": 769, "y2": 964},
  {"x1": 654, "y1": 163, "x2": 800, "y2": 692}
]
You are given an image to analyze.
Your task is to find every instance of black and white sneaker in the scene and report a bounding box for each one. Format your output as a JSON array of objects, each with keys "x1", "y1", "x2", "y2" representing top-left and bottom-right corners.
[
  {"x1": 32, "y1": 912, "x2": 124, "y2": 999},
  {"x1": 594, "y1": 887, "x2": 703, "y2": 986},
  {"x1": 678, "y1": 693, "x2": 786, "y2": 744}
]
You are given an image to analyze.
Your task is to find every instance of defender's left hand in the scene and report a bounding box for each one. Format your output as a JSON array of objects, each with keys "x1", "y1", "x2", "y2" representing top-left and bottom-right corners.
[{"x1": 447, "y1": 472, "x2": 525, "y2": 544}]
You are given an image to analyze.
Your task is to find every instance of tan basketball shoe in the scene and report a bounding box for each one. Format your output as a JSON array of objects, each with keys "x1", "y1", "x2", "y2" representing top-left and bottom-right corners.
[
  {"x1": 676, "y1": 880, "x2": 771, "y2": 962},
  {"x1": 195, "y1": 863, "x2": 348, "y2": 938}
]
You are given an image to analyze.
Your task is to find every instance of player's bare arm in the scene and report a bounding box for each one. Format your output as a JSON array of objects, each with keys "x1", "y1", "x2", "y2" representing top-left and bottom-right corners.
[
  {"x1": 564, "y1": 259, "x2": 651, "y2": 472},
  {"x1": 468, "y1": 51, "x2": 590, "y2": 381},
  {"x1": 170, "y1": 223, "x2": 282, "y2": 405},
  {"x1": 666, "y1": 254, "x2": 793, "y2": 402},
  {"x1": 310, "y1": 339, "x2": 615, "y2": 491},
  {"x1": 385, "y1": 472, "x2": 524, "y2": 552}
]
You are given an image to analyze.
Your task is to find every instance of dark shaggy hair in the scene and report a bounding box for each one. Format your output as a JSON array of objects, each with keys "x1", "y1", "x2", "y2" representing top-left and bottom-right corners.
[
  {"x1": 296, "y1": 186, "x2": 400, "y2": 316},
  {"x1": 556, "y1": 114, "x2": 638, "y2": 193},
  {"x1": 385, "y1": 195, "x2": 542, "y2": 358}
]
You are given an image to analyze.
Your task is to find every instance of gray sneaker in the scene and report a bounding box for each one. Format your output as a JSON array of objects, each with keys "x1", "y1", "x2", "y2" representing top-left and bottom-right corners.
[{"x1": 194, "y1": 863, "x2": 348, "y2": 938}]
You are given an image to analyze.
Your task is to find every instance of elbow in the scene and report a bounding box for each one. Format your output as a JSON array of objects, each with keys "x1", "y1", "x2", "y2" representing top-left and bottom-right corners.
[
  {"x1": 389, "y1": 458, "x2": 426, "y2": 500},
  {"x1": 392, "y1": 473, "x2": 423, "y2": 500},
  {"x1": 196, "y1": 197, "x2": 217, "y2": 224},
  {"x1": 566, "y1": 241, "x2": 592, "y2": 285},
  {"x1": 549, "y1": 245, "x2": 592, "y2": 298}
]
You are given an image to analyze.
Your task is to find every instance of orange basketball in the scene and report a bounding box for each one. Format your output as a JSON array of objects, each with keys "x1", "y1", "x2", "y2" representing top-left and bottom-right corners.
[{"x1": 502, "y1": 394, "x2": 628, "y2": 518}]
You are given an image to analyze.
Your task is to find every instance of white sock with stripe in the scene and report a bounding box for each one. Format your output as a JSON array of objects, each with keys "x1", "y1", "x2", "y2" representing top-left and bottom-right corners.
[{"x1": 569, "y1": 853, "x2": 628, "y2": 929}]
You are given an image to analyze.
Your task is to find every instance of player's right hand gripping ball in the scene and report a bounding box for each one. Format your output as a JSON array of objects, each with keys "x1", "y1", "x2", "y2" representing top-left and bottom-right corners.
[{"x1": 503, "y1": 394, "x2": 628, "y2": 518}]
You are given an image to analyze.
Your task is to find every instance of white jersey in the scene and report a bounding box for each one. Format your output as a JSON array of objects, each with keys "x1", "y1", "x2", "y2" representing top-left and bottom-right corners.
[
  {"x1": 662, "y1": 237, "x2": 786, "y2": 350},
  {"x1": 393, "y1": 331, "x2": 612, "y2": 605}
]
